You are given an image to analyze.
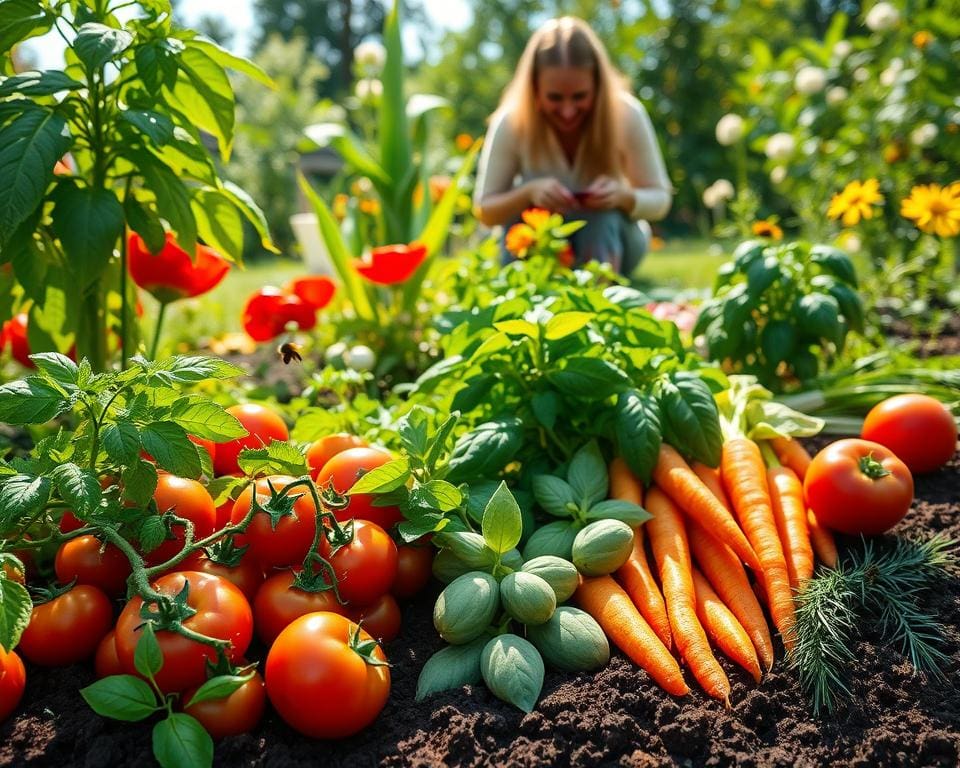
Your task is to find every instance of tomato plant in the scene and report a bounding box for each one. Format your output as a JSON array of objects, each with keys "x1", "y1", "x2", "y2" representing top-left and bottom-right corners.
[
  {"x1": 54, "y1": 534, "x2": 131, "y2": 598},
  {"x1": 346, "y1": 593, "x2": 402, "y2": 643},
  {"x1": 392, "y1": 543, "x2": 434, "y2": 599},
  {"x1": 861, "y1": 394, "x2": 958, "y2": 474},
  {"x1": 0, "y1": 646, "x2": 26, "y2": 722},
  {"x1": 805, "y1": 439, "x2": 915, "y2": 535},
  {"x1": 214, "y1": 404, "x2": 289, "y2": 476},
  {"x1": 230, "y1": 475, "x2": 318, "y2": 570},
  {"x1": 18, "y1": 585, "x2": 113, "y2": 666},
  {"x1": 315, "y1": 446, "x2": 403, "y2": 530},
  {"x1": 183, "y1": 671, "x2": 266, "y2": 740},
  {"x1": 115, "y1": 571, "x2": 254, "y2": 694},
  {"x1": 319, "y1": 519, "x2": 398, "y2": 606},
  {"x1": 146, "y1": 474, "x2": 217, "y2": 566},
  {"x1": 265, "y1": 612, "x2": 390, "y2": 739},
  {"x1": 253, "y1": 569, "x2": 347, "y2": 645},
  {"x1": 306, "y1": 433, "x2": 368, "y2": 480}
]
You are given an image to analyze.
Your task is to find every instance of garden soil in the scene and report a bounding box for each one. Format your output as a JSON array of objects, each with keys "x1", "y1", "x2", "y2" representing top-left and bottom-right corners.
[{"x1": 2, "y1": 457, "x2": 959, "y2": 767}]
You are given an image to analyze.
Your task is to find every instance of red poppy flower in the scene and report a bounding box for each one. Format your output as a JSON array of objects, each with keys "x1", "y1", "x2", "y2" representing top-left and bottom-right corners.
[
  {"x1": 242, "y1": 287, "x2": 317, "y2": 342},
  {"x1": 128, "y1": 232, "x2": 231, "y2": 304},
  {"x1": 284, "y1": 276, "x2": 336, "y2": 310},
  {"x1": 354, "y1": 243, "x2": 427, "y2": 285}
]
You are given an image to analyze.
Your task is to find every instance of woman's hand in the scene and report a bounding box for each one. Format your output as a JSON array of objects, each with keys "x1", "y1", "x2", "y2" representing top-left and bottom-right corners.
[
  {"x1": 526, "y1": 178, "x2": 575, "y2": 211},
  {"x1": 583, "y1": 175, "x2": 632, "y2": 211}
]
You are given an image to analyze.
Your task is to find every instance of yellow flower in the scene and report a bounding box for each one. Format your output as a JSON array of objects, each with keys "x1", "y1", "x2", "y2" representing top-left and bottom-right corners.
[
  {"x1": 521, "y1": 207, "x2": 552, "y2": 230},
  {"x1": 359, "y1": 198, "x2": 381, "y2": 216},
  {"x1": 900, "y1": 183, "x2": 960, "y2": 237},
  {"x1": 751, "y1": 219, "x2": 783, "y2": 240},
  {"x1": 455, "y1": 133, "x2": 474, "y2": 152},
  {"x1": 827, "y1": 179, "x2": 884, "y2": 226},
  {"x1": 912, "y1": 30, "x2": 934, "y2": 49},
  {"x1": 333, "y1": 193, "x2": 349, "y2": 220},
  {"x1": 505, "y1": 223, "x2": 536, "y2": 257}
]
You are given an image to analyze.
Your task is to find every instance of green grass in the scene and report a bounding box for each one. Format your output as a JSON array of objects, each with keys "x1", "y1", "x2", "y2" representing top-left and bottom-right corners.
[{"x1": 633, "y1": 238, "x2": 724, "y2": 293}]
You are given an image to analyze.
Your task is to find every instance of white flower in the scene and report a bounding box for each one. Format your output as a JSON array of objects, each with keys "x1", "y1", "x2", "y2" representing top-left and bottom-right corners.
[
  {"x1": 865, "y1": 2, "x2": 900, "y2": 32},
  {"x1": 712, "y1": 179, "x2": 735, "y2": 201},
  {"x1": 770, "y1": 166, "x2": 788, "y2": 185},
  {"x1": 832, "y1": 40, "x2": 853, "y2": 60},
  {"x1": 354, "y1": 40, "x2": 386, "y2": 70},
  {"x1": 854, "y1": 67, "x2": 870, "y2": 83},
  {"x1": 702, "y1": 185, "x2": 720, "y2": 209},
  {"x1": 715, "y1": 114, "x2": 745, "y2": 146},
  {"x1": 839, "y1": 232, "x2": 862, "y2": 253},
  {"x1": 826, "y1": 86, "x2": 849, "y2": 106},
  {"x1": 795, "y1": 66, "x2": 827, "y2": 95},
  {"x1": 764, "y1": 132, "x2": 796, "y2": 161},
  {"x1": 355, "y1": 78, "x2": 383, "y2": 100},
  {"x1": 345, "y1": 344, "x2": 376, "y2": 372},
  {"x1": 879, "y1": 67, "x2": 898, "y2": 87},
  {"x1": 910, "y1": 122, "x2": 938, "y2": 147}
]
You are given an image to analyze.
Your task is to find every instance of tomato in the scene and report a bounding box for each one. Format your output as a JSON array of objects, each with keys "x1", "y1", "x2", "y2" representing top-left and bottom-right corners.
[
  {"x1": 18, "y1": 585, "x2": 113, "y2": 666},
  {"x1": 242, "y1": 288, "x2": 317, "y2": 342},
  {"x1": 804, "y1": 439, "x2": 914, "y2": 535},
  {"x1": 180, "y1": 551, "x2": 264, "y2": 604},
  {"x1": 230, "y1": 475, "x2": 317, "y2": 570},
  {"x1": 306, "y1": 433, "x2": 368, "y2": 481},
  {"x1": 861, "y1": 394, "x2": 958, "y2": 474},
  {"x1": 213, "y1": 498, "x2": 235, "y2": 531},
  {"x1": 0, "y1": 646, "x2": 26, "y2": 722},
  {"x1": 189, "y1": 435, "x2": 217, "y2": 467},
  {"x1": 265, "y1": 612, "x2": 390, "y2": 739},
  {"x1": 115, "y1": 571, "x2": 253, "y2": 694},
  {"x1": 183, "y1": 671, "x2": 266, "y2": 740},
  {"x1": 146, "y1": 475, "x2": 216, "y2": 567},
  {"x1": 55, "y1": 535, "x2": 132, "y2": 598},
  {"x1": 58, "y1": 510, "x2": 84, "y2": 534},
  {"x1": 346, "y1": 593, "x2": 401, "y2": 643},
  {"x1": 252, "y1": 569, "x2": 347, "y2": 645},
  {"x1": 392, "y1": 543, "x2": 434, "y2": 599},
  {"x1": 95, "y1": 630, "x2": 124, "y2": 679},
  {"x1": 315, "y1": 446, "x2": 402, "y2": 530},
  {"x1": 319, "y1": 519, "x2": 398, "y2": 606},
  {"x1": 214, "y1": 403, "x2": 289, "y2": 477}
]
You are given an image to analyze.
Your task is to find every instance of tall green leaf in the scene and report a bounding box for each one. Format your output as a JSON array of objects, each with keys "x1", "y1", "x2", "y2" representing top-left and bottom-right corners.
[
  {"x1": 134, "y1": 150, "x2": 197, "y2": 253},
  {"x1": 379, "y1": 1, "x2": 411, "y2": 186},
  {"x1": 186, "y1": 37, "x2": 274, "y2": 88},
  {"x1": 0, "y1": 70, "x2": 84, "y2": 97},
  {"x1": 190, "y1": 188, "x2": 244, "y2": 263},
  {"x1": 0, "y1": 0, "x2": 52, "y2": 53},
  {"x1": 167, "y1": 47, "x2": 235, "y2": 160},
  {"x1": 50, "y1": 182, "x2": 124, "y2": 288}
]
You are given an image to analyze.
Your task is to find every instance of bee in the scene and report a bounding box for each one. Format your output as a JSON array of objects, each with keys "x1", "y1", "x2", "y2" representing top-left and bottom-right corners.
[{"x1": 277, "y1": 341, "x2": 303, "y2": 365}]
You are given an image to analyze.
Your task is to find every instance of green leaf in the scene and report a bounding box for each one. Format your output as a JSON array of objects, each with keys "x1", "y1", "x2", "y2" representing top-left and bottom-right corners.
[
  {"x1": 0, "y1": 0, "x2": 51, "y2": 52},
  {"x1": 138, "y1": 515, "x2": 168, "y2": 555},
  {"x1": 447, "y1": 418, "x2": 524, "y2": 483},
  {"x1": 494, "y1": 319, "x2": 539, "y2": 338},
  {"x1": 31, "y1": 352, "x2": 78, "y2": 386},
  {"x1": 379, "y1": 0, "x2": 411, "y2": 185},
  {"x1": 103, "y1": 422, "x2": 142, "y2": 464},
  {"x1": 190, "y1": 188, "x2": 244, "y2": 263},
  {"x1": 237, "y1": 441, "x2": 306, "y2": 478},
  {"x1": 80, "y1": 676, "x2": 159, "y2": 722},
  {"x1": 0, "y1": 576, "x2": 32, "y2": 652},
  {"x1": 141, "y1": 422, "x2": 202, "y2": 479},
  {"x1": 125, "y1": 195, "x2": 166, "y2": 254},
  {"x1": 120, "y1": 108, "x2": 175, "y2": 146},
  {"x1": 349, "y1": 458, "x2": 410, "y2": 494},
  {"x1": 657, "y1": 375, "x2": 723, "y2": 468},
  {"x1": 168, "y1": 46, "x2": 235, "y2": 161},
  {"x1": 169, "y1": 398, "x2": 246, "y2": 441},
  {"x1": 186, "y1": 37, "x2": 274, "y2": 88},
  {"x1": 185, "y1": 672, "x2": 255, "y2": 707},
  {"x1": 811, "y1": 244, "x2": 858, "y2": 287},
  {"x1": 303, "y1": 123, "x2": 390, "y2": 186},
  {"x1": 0, "y1": 70, "x2": 83, "y2": 97},
  {"x1": 417, "y1": 480, "x2": 463, "y2": 512},
  {"x1": 584, "y1": 499, "x2": 651, "y2": 526},
  {"x1": 450, "y1": 375, "x2": 496, "y2": 414},
  {"x1": 530, "y1": 391, "x2": 559, "y2": 431},
  {"x1": 532, "y1": 475, "x2": 578, "y2": 518},
  {"x1": 567, "y1": 442, "x2": 608, "y2": 508},
  {"x1": 481, "y1": 481, "x2": 522, "y2": 554},
  {"x1": 50, "y1": 463, "x2": 101, "y2": 515},
  {"x1": 0, "y1": 474, "x2": 50, "y2": 523},
  {"x1": 122, "y1": 459, "x2": 159, "y2": 507},
  {"x1": 135, "y1": 38, "x2": 180, "y2": 94},
  {"x1": 219, "y1": 180, "x2": 277, "y2": 253},
  {"x1": 134, "y1": 623, "x2": 164, "y2": 678},
  {"x1": 416, "y1": 640, "x2": 486, "y2": 701},
  {"x1": 827, "y1": 282, "x2": 865, "y2": 335},
  {"x1": 424, "y1": 412, "x2": 459, "y2": 472},
  {"x1": 480, "y1": 634, "x2": 544, "y2": 713},
  {"x1": 794, "y1": 293, "x2": 841, "y2": 345},
  {"x1": 0, "y1": 105, "x2": 71, "y2": 246},
  {"x1": 760, "y1": 320, "x2": 797, "y2": 366},
  {"x1": 546, "y1": 357, "x2": 632, "y2": 400},
  {"x1": 745, "y1": 255, "x2": 781, "y2": 298},
  {"x1": 50, "y1": 182, "x2": 124, "y2": 288},
  {"x1": 150, "y1": 355, "x2": 245, "y2": 383},
  {"x1": 74, "y1": 23, "x2": 133, "y2": 70},
  {"x1": 615, "y1": 390, "x2": 662, "y2": 487},
  {"x1": 544, "y1": 311, "x2": 594, "y2": 340},
  {"x1": 0, "y1": 378, "x2": 70, "y2": 424},
  {"x1": 433, "y1": 531, "x2": 496, "y2": 567},
  {"x1": 152, "y1": 713, "x2": 214, "y2": 768},
  {"x1": 135, "y1": 151, "x2": 197, "y2": 253}
]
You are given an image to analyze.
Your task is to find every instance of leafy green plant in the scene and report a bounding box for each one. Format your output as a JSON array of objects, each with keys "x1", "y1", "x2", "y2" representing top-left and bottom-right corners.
[
  {"x1": 694, "y1": 239, "x2": 864, "y2": 390},
  {"x1": 0, "y1": 0, "x2": 274, "y2": 370}
]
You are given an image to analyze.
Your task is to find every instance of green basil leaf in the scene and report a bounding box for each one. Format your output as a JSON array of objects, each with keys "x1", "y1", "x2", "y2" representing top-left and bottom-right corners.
[
  {"x1": 531, "y1": 475, "x2": 577, "y2": 518},
  {"x1": 185, "y1": 671, "x2": 255, "y2": 707},
  {"x1": 416, "y1": 639, "x2": 486, "y2": 701},
  {"x1": 567, "y1": 441, "x2": 608, "y2": 508},
  {"x1": 530, "y1": 391, "x2": 559, "y2": 430},
  {"x1": 615, "y1": 390, "x2": 661, "y2": 487},
  {"x1": 80, "y1": 675, "x2": 159, "y2": 722},
  {"x1": 480, "y1": 634, "x2": 544, "y2": 713},
  {"x1": 481, "y1": 481, "x2": 522, "y2": 555},
  {"x1": 657, "y1": 374, "x2": 722, "y2": 468},
  {"x1": 546, "y1": 357, "x2": 631, "y2": 400},
  {"x1": 447, "y1": 418, "x2": 524, "y2": 483},
  {"x1": 349, "y1": 458, "x2": 410, "y2": 494},
  {"x1": 811, "y1": 244, "x2": 858, "y2": 287},
  {"x1": 152, "y1": 713, "x2": 214, "y2": 768},
  {"x1": 584, "y1": 499, "x2": 651, "y2": 526}
]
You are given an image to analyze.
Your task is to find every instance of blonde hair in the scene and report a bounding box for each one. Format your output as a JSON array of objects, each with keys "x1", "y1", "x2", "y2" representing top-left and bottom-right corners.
[{"x1": 497, "y1": 17, "x2": 627, "y2": 180}]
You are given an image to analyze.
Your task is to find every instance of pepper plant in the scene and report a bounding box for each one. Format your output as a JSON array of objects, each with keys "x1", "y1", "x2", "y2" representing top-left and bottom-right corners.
[{"x1": 0, "y1": 0, "x2": 275, "y2": 370}]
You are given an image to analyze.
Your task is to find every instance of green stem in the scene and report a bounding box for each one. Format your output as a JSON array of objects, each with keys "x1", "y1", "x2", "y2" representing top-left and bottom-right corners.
[
  {"x1": 120, "y1": 177, "x2": 132, "y2": 370},
  {"x1": 148, "y1": 301, "x2": 169, "y2": 360},
  {"x1": 858, "y1": 453, "x2": 891, "y2": 479}
]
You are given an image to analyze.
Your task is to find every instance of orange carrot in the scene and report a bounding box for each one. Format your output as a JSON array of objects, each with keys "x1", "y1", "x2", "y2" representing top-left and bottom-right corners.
[
  {"x1": 609, "y1": 457, "x2": 643, "y2": 506},
  {"x1": 576, "y1": 575, "x2": 689, "y2": 697},
  {"x1": 653, "y1": 445, "x2": 760, "y2": 573},
  {"x1": 687, "y1": 518, "x2": 775, "y2": 672},
  {"x1": 691, "y1": 462, "x2": 733, "y2": 510},
  {"x1": 616, "y1": 528, "x2": 673, "y2": 650},
  {"x1": 692, "y1": 567, "x2": 762, "y2": 683},
  {"x1": 770, "y1": 437, "x2": 813, "y2": 482},
  {"x1": 807, "y1": 510, "x2": 838, "y2": 568},
  {"x1": 721, "y1": 437, "x2": 795, "y2": 649},
  {"x1": 768, "y1": 466, "x2": 815, "y2": 590},
  {"x1": 646, "y1": 488, "x2": 731, "y2": 705}
]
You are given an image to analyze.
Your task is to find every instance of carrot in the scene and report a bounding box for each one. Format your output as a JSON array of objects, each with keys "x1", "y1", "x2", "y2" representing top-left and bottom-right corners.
[
  {"x1": 691, "y1": 462, "x2": 733, "y2": 510},
  {"x1": 770, "y1": 437, "x2": 813, "y2": 482},
  {"x1": 721, "y1": 437, "x2": 795, "y2": 649},
  {"x1": 609, "y1": 457, "x2": 643, "y2": 505},
  {"x1": 653, "y1": 444, "x2": 760, "y2": 573},
  {"x1": 576, "y1": 575, "x2": 689, "y2": 697},
  {"x1": 646, "y1": 487, "x2": 731, "y2": 705},
  {"x1": 767, "y1": 466, "x2": 815, "y2": 590},
  {"x1": 807, "y1": 510, "x2": 839, "y2": 568},
  {"x1": 692, "y1": 567, "x2": 762, "y2": 683},
  {"x1": 616, "y1": 528, "x2": 673, "y2": 650}
]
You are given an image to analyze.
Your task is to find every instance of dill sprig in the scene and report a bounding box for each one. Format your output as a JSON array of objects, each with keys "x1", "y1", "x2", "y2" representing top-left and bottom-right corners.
[{"x1": 786, "y1": 533, "x2": 957, "y2": 716}]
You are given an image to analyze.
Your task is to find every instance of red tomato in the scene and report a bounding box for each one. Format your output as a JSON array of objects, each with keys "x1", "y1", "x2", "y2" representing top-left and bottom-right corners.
[
  {"x1": 18, "y1": 585, "x2": 113, "y2": 666},
  {"x1": 146, "y1": 475, "x2": 217, "y2": 567},
  {"x1": 230, "y1": 475, "x2": 317, "y2": 570},
  {"x1": 2, "y1": 314, "x2": 33, "y2": 368},
  {"x1": 319, "y1": 519, "x2": 398, "y2": 606},
  {"x1": 315, "y1": 446, "x2": 402, "y2": 530},
  {"x1": 55, "y1": 535, "x2": 132, "y2": 598},
  {"x1": 115, "y1": 571, "x2": 253, "y2": 694},
  {"x1": 213, "y1": 498, "x2": 235, "y2": 531},
  {"x1": 861, "y1": 394, "x2": 958, "y2": 474},
  {"x1": 180, "y1": 551, "x2": 263, "y2": 604},
  {"x1": 58, "y1": 510, "x2": 84, "y2": 534},
  {"x1": 214, "y1": 403, "x2": 289, "y2": 476},
  {"x1": 392, "y1": 543, "x2": 434, "y2": 599},
  {"x1": 189, "y1": 435, "x2": 217, "y2": 467},
  {"x1": 346, "y1": 593, "x2": 401, "y2": 643},
  {"x1": 306, "y1": 433, "x2": 368, "y2": 481},
  {"x1": 183, "y1": 671, "x2": 266, "y2": 740},
  {"x1": 0, "y1": 646, "x2": 26, "y2": 722},
  {"x1": 252, "y1": 569, "x2": 347, "y2": 645},
  {"x1": 265, "y1": 612, "x2": 390, "y2": 739},
  {"x1": 95, "y1": 630, "x2": 124, "y2": 679},
  {"x1": 804, "y1": 439, "x2": 914, "y2": 535}
]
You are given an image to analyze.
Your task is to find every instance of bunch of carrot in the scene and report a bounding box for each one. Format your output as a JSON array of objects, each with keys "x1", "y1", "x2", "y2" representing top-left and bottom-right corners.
[{"x1": 575, "y1": 438, "x2": 839, "y2": 706}]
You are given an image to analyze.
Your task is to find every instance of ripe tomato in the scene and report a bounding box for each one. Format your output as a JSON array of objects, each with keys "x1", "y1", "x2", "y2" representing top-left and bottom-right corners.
[
  {"x1": 252, "y1": 569, "x2": 347, "y2": 645},
  {"x1": 265, "y1": 612, "x2": 390, "y2": 739},
  {"x1": 392, "y1": 543, "x2": 434, "y2": 599},
  {"x1": 146, "y1": 475, "x2": 217, "y2": 567},
  {"x1": 58, "y1": 510, "x2": 84, "y2": 534},
  {"x1": 213, "y1": 497, "x2": 235, "y2": 531},
  {"x1": 55, "y1": 535, "x2": 131, "y2": 598},
  {"x1": 315, "y1": 446, "x2": 402, "y2": 530},
  {"x1": 319, "y1": 519, "x2": 398, "y2": 606},
  {"x1": 306, "y1": 433, "x2": 368, "y2": 481},
  {"x1": 18, "y1": 585, "x2": 113, "y2": 666},
  {"x1": 346, "y1": 593, "x2": 401, "y2": 643},
  {"x1": 183, "y1": 671, "x2": 266, "y2": 740},
  {"x1": 115, "y1": 571, "x2": 254, "y2": 694},
  {"x1": 214, "y1": 404, "x2": 289, "y2": 476},
  {"x1": 230, "y1": 475, "x2": 317, "y2": 570},
  {"x1": 189, "y1": 435, "x2": 217, "y2": 467},
  {"x1": 0, "y1": 646, "x2": 26, "y2": 722},
  {"x1": 804, "y1": 439, "x2": 914, "y2": 535},
  {"x1": 95, "y1": 630, "x2": 124, "y2": 679},
  {"x1": 179, "y1": 551, "x2": 264, "y2": 604},
  {"x1": 861, "y1": 394, "x2": 958, "y2": 474}
]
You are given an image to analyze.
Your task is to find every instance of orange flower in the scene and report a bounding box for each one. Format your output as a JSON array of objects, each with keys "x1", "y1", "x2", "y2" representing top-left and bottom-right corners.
[
  {"x1": 455, "y1": 133, "x2": 474, "y2": 152},
  {"x1": 827, "y1": 179, "x2": 884, "y2": 226},
  {"x1": 428, "y1": 174, "x2": 452, "y2": 203},
  {"x1": 521, "y1": 207, "x2": 552, "y2": 230},
  {"x1": 912, "y1": 30, "x2": 934, "y2": 49},
  {"x1": 882, "y1": 143, "x2": 905, "y2": 164},
  {"x1": 751, "y1": 219, "x2": 783, "y2": 240},
  {"x1": 505, "y1": 223, "x2": 536, "y2": 258},
  {"x1": 900, "y1": 183, "x2": 960, "y2": 237},
  {"x1": 359, "y1": 198, "x2": 381, "y2": 216},
  {"x1": 557, "y1": 244, "x2": 575, "y2": 268}
]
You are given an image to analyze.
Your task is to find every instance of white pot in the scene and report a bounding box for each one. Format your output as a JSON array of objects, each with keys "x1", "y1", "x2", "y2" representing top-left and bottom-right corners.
[{"x1": 290, "y1": 212, "x2": 333, "y2": 275}]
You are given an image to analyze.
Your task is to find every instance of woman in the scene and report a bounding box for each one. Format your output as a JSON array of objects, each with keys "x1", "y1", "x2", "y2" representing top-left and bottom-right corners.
[{"x1": 473, "y1": 17, "x2": 672, "y2": 275}]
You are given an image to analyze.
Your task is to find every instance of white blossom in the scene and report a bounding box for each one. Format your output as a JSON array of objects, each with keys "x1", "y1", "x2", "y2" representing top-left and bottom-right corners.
[
  {"x1": 702, "y1": 185, "x2": 720, "y2": 209},
  {"x1": 354, "y1": 40, "x2": 386, "y2": 70},
  {"x1": 879, "y1": 67, "x2": 899, "y2": 87},
  {"x1": 910, "y1": 122, "x2": 938, "y2": 147},
  {"x1": 770, "y1": 166, "x2": 788, "y2": 185},
  {"x1": 795, "y1": 66, "x2": 827, "y2": 95},
  {"x1": 826, "y1": 86, "x2": 849, "y2": 106},
  {"x1": 355, "y1": 78, "x2": 383, "y2": 100},
  {"x1": 854, "y1": 67, "x2": 871, "y2": 83},
  {"x1": 832, "y1": 40, "x2": 853, "y2": 60},
  {"x1": 712, "y1": 179, "x2": 735, "y2": 201},
  {"x1": 715, "y1": 114, "x2": 745, "y2": 146},
  {"x1": 865, "y1": 2, "x2": 900, "y2": 32},
  {"x1": 764, "y1": 132, "x2": 796, "y2": 161}
]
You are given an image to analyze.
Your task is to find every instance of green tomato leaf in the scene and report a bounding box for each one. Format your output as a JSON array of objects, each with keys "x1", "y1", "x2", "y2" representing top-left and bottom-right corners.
[
  {"x1": 481, "y1": 481, "x2": 523, "y2": 554},
  {"x1": 141, "y1": 422, "x2": 202, "y2": 479},
  {"x1": 567, "y1": 441, "x2": 608, "y2": 508},
  {"x1": 103, "y1": 422, "x2": 142, "y2": 465},
  {"x1": 0, "y1": 474, "x2": 50, "y2": 526},
  {"x1": 30, "y1": 352, "x2": 78, "y2": 387},
  {"x1": 237, "y1": 441, "x2": 306, "y2": 478},
  {"x1": 152, "y1": 713, "x2": 214, "y2": 768},
  {"x1": 480, "y1": 634, "x2": 544, "y2": 713},
  {"x1": 148, "y1": 355, "x2": 246, "y2": 383},
  {"x1": 122, "y1": 459, "x2": 159, "y2": 507},
  {"x1": 0, "y1": 576, "x2": 32, "y2": 652},
  {"x1": 615, "y1": 390, "x2": 661, "y2": 487},
  {"x1": 134, "y1": 623, "x2": 164, "y2": 679},
  {"x1": 349, "y1": 458, "x2": 410, "y2": 494},
  {"x1": 531, "y1": 475, "x2": 578, "y2": 518},
  {"x1": 169, "y1": 397, "x2": 246, "y2": 441},
  {"x1": 416, "y1": 640, "x2": 486, "y2": 701},
  {"x1": 80, "y1": 675, "x2": 159, "y2": 722},
  {"x1": 50, "y1": 463, "x2": 101, "y2": 515},
  {"x1": 416, "y1": 480, "x2": 463, "y2": 512}
]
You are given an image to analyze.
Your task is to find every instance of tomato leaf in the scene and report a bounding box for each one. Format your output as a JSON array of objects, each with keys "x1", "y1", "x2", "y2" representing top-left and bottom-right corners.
[
  {"x1": 122, "y1": 458, "x2": 159, "y2": 507},
  {"x1": 30, "y1": 352, "x2": 78, "y2": 387},
  {"x1": 481, "y1": 482, "x2": 522, "y2": 555},
  {"x1": 349, "y1": 458, "x2": 410, "y2": 494},
  {"x1": 0, "y1": 377, "x2": 73, "y2": 425},
  {"x1": 141, "y1": 422, "x2": 202, "y2": 479},
  {"x1": 0, "y1": 576, "x2": 32, "y2": 652},
  {"x1": 416, "y1": 480, "x2": 463, "y2": 512},
  {"x1": 152, "y1": 713, "x2": 214, "y2": 768},
  {"x1": 415, "y1": 639, "x2": 486, "y2": 701},
  {"x1": 185, "y1": 671, "x2": 255, "y2": 707},
  {"x1": 103, "y1": 422, "x2": 142, "y2": 464},
  {"x1": 0, "y1": 473, "x2": 50, "y2": 527},
  {"x1": 615, "y1": 390, "x2": 661, "y2": 487},
  {"x1": 80, "y1": 675, "x2": 159, "y2": 722},
  {"x1": 169, "y1": 397, "x2": 246, "y2": 441},
  {"x1": 134, "y1": 622, "x2": 164, "y2": 679},
  {"x1": 566, "y1": 442, "x2": 608, "y2": 509},
  {"x1": 237, "y1": 441, "x2": 306, "y2": 478},
  {"x1": 50, "y1": 462, "x2": 101, "y2": 515}
]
